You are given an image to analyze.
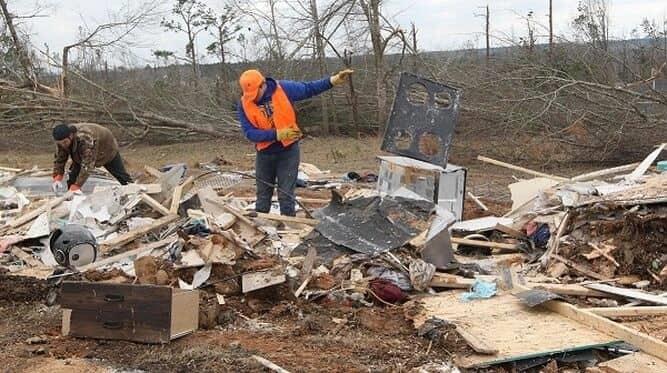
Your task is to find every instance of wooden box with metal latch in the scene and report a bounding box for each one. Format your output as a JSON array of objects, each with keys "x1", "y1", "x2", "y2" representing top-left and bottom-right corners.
[{"x1": 60, "y1": 281, "x2": 199, "y2": 344}]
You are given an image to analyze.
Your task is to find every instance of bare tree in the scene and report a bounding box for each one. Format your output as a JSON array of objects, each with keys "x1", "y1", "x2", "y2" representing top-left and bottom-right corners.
[
  {"x1": 61, "y1": 2, "x2": 156, "y2": 97},
  {"x1": 573, "y1": 0, "x2": 610, "y2": 51},
  {"x1": 203, "y1": 2, "x2": 241, "y2": 102},
  {"x1": 161, "y1": 0, "x2": 211, "y2": 87}
]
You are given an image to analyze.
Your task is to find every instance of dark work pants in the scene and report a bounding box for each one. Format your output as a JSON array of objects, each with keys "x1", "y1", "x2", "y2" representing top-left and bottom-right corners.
[
  {"x1": 67, "y1": 152, "x2": 133, "y2": 187},
  {"x1": 255, "y1": 143, "x2": 300, "y2": 216}
]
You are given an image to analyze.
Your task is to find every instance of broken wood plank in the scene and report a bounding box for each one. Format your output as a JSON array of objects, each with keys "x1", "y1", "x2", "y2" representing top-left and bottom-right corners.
[
  {"x1": 204, "y1": 197, "x2": 260, "y2": 229},
  {"x1": 527, "y1": 283, "x2": 610, "y2": 298},
  {"x1": 626, "y1": 143, "x2": 666, "y2": 181},
  {"x1": 584, "y1": 284, "x2": 667, "y2": 306},
  {"x1": 242, "y1": 270, "x2": 286, "y2": 293},
  {"x1": 0, "y1": 165, "x2": 22, "y2": 172},
  {"x1": 101, "y1": 214, "x2": 179, "y2": 252},
  {"x1": 540, "y1": 211, "x2": 570, "y2": 267},
  {"x1": 494, "y1": 223, "x2": 527, "y2": 239},
  {"x1": 477, "y1": 155, "x2": 569, "y2": 182},
  {"x1": 254, "y1": 212, "x2": 319, "y2": 226},
  {"x1": 455, "y1": 325, "x2": 499, "y2": 355},
  {"x1": 588, "y1": 242, "x2": 620, "y2": 267},
  {"x1": 143, "y1": 165, "x2": 163, "y2": 178},
  {"x1": 451, "y1": 237, "x2": 519, "y2": 251},
  {"x1": 251, "y1": 355, "x2": 291, "y2": 373},
  {"x1": 467, "y1": 192, "x2": 489, "y2": 211},
  {"x1": 11, "y1": 247, "x2": 43, "y2": 267},
  {"x1": 594, "y1": 351, "x2": 667, "y2": 373},
  {"x1": 293, "y1": 275, "x2": 311, "y2": 298},
  {"x1": 140, "y1": 193, "x2": 171, "y2": 216},
  {"x1": 78, "y1": 236, "x2": 176, "y2": 272},
  {"x1": 586, "y1": 306, "x2": 667, "y2": 318},
  {"x1": 538, "y1": 300, "x2": 667, "y2": 361},
  {"x1": 551, "y1": 253, "x2": 608, "y2": 281},
  {"x1": 8, "y1": 193, "x2": 69, "y2": 228},
  {"x1": 572, "y1": 162, "x2": 641, "y2": 182},
  {"x1": 169, "y1": 176, "x2": 194, "y2": 214}
]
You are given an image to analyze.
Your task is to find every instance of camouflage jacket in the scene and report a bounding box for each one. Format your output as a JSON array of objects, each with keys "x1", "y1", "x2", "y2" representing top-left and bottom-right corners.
[{"x1": 53, "y1": 123, "x2": 119, "y2": 186}]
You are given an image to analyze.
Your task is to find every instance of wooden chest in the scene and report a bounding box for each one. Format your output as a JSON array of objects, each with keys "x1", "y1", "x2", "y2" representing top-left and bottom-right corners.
[{"x1": 60, "y1": 281, "x2": 199, "y2": 344}]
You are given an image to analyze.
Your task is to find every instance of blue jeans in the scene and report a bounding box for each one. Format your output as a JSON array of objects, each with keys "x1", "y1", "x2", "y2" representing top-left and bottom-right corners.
[{"x1": 255, "y1": 143, "x2": 300, "y2": 216}]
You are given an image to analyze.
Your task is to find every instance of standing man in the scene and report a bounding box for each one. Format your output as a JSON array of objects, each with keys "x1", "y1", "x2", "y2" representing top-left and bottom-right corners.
[
  {"x1": 238, "y1": 69, "x2": 353, "y2": 216},
  {"x1": 52, "y1": 122, "x2": 133, "y2": 192}
]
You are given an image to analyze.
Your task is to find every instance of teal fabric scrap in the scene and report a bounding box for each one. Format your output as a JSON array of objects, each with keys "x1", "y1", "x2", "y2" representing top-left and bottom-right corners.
[{"x1": 460, "y1": 279, "x2": 497, "y2": 302}]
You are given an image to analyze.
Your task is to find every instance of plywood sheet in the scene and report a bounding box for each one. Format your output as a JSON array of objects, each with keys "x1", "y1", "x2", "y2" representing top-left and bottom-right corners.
[{"x1": 410, "y1": 292, "x2": 618, "y2": 368}]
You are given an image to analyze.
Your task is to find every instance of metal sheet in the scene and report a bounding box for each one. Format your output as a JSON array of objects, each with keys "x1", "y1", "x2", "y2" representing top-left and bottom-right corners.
[
  {"x1": 381, "y1": 72, "x2": 461, "y2": 167},
  {"x1": 314, "y1": 195, "x2": 434, "y2": 255}
]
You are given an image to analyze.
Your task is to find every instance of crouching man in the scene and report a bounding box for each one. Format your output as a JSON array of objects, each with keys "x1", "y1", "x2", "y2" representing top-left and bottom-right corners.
[{"x1": 52, "y1": 122, "x2": 133, "y2": 192}]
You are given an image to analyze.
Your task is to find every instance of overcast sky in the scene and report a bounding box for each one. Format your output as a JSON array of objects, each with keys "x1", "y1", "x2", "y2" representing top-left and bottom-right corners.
[{"x1": 12, "y1": 0, "x2": 667, "y2": 67}]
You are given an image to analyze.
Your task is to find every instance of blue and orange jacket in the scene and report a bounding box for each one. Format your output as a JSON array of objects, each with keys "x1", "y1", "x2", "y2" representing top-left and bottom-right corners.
[{"x1": 238, "y1": 77, "x2": 332, "y2": 153}]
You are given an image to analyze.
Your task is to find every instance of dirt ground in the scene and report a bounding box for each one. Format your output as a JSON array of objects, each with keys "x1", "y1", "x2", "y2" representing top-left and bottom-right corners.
[{"x1": 0, "y1": 136, "x2": 652, "y2": 372}]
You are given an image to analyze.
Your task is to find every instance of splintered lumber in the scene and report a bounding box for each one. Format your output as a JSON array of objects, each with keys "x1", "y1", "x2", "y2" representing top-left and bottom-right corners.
[
  {"x1": 78, "y1": 236, "x2": 176, "y2": 272},
  {"x1": 451, "y1": 237, "x2": 519, "y2": 251},
  {"x1": 9, "y1": 193, "x2": 69, "y2": 228},
  {"x1": 101, "y1": 214, "x2": 179, "y2": 252},
  {"x1": 626, "y1": 143, "x2": 666, "y2": 181},
  {"x1": 594, "y1": 352, "x2": 667, "y2": 373},
  {"x1": 11, "y1": 247, "x2": 43, "y2": 267},
  {"x1": 204, "y1": 197, "x2": 260, "y2": 229},
  {"x1": 251, "y1": 355, "x2": 291, "y2": 373},
  {"x1": 551, "y1": 253, "x2": 608, "y2": 281},
  {"x1": 572, "y1": 162, "x2": 641, "y2": 182},
  {"x1": 538, "y1": 300, "x2": 667, "y2": 361},
  {"x1": 584, "y1": 284, "x2": 667, "y2": 306},
  {"x1": 410, "y1": 292, "x2": 618, "y2": 368},
  {"x1": 586, "y1": 306, "x2": 667, "y2": 318},
  {"x1": 170, "y1": 176, "x2": 194, "y2": 214},
  {"x1": 254, "y1": 212, "x2": 319, "y2": 226},
  {"x1": 430, "y1": 273, "x2": 475, "y2": 288},
  {"x1": 140, "y1": 193, "x2": 171, "y2": 216},
  {"x1": 467, "y1": 192, "x2": 489, "y2": 211},
  {"x1": 477, "y1": 155, "x2": 569, "y2": 182}
]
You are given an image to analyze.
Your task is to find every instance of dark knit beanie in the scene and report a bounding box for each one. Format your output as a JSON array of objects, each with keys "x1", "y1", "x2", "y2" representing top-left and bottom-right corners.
[{"x1": 52, "y1": 123, "x2": 72, "y2": 141}]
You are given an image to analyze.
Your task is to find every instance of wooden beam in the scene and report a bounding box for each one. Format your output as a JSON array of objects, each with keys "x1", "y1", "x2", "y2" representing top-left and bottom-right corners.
[
  {"x1": 451, "y1": 237, "x2": 519, "y2": 251},
  {"x1": 551, "y1": 253, "x2": 609, "y2": 281},
  {"x1": 169, "y1": 176, "x2": 194, "y2": 214},
  {"x1": 586, "y1": 306, "x2": 667, "y2": 318},
  {"x1": 8, "y1": 193, "x2": 69, "y2": 228},
  {"x1": 494, "y1": 223, "x2": 527, "y2": 239},
  {"x1": 572, "y1": 162, "x2": 641, "y2": 182},
  {"x1": 100, "y1": 214, "x2": 178, "y2": 252},
  {"x1": 143, "y1": 165, "x2": 163, "y2": 178},
  {"x1": 585, "y1": 284, "x2": 667, "y2": 306},
  {"x1": 539, "y1": 300, "x2": 667, "y2": 360},
  {"x1": 140, "y1": 193, "x2": 171, "y2": 216},
  {"x1": 204, "y1": 197, "x2": 261, "y2": 229},
  {"x1": 527, "y1": 283, "x2": 610, "y2": 298},
  {"x1": 477, "y1": 155, "x2": 569, "y2": 182},
  {"x1": 11, "y1": 247, "x2": 43, "y2": 267},
  {"x1": 0, "y1": 165, "x2": 22, "y2": 172},
  {"x1": 540, "y1": 211, "x2": 570, "y2": 267},
  {"x1": 78, "y1": 236, "x2": 176, "y2": 272},
  {"x1": 229, "y1": 196, "x2": 330, "y2": 204},
  {"x1": 467, "y1": 192, "x2": 489, "y2": 211},
  {"x1": 254, "y1": 212, "x2": 319, "y2": 226},
  {"x1": 251, "y1": 355, "x2": 291, "y2": 373}
]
